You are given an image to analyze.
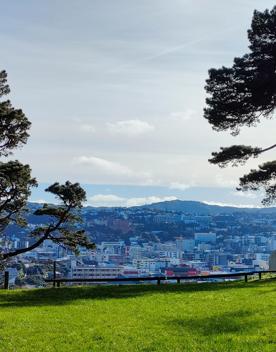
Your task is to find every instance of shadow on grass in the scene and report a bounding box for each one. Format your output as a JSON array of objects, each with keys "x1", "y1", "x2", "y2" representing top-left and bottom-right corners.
[
  {"x1": 0, "y1": 279, "x2": 273, "y2": 308},
  {"x1": 168, "y1": 309, "x2": 258, "y2": 336}
]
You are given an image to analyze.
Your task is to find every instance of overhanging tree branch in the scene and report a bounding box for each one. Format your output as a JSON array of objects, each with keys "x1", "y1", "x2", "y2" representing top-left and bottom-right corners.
[
  {"x1": 205, "y1": 5, "x2": 276, "y2": 204},
  {"x1": 2, "y1": 203, "x2": 71, "y2": 259},
  {"x1": 209, "y1": 143, "x2": 276, "y2": 167},
  {"x1": 260, "y1": 143, "x2": 276, "y2": 154}
]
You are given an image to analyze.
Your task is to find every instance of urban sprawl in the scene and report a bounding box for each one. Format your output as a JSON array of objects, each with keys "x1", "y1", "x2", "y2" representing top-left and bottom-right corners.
[{"x1": 2, "y1": 201, "x2": 276, "y2": 287}]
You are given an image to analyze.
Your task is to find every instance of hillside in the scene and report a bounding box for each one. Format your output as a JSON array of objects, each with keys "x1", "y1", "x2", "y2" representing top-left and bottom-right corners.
[
  {"x1": 0, "y1": 280, "x2": 276, "y2": 351},
  {"x1": 28, "y1": 199, "x2": 276, "y2": 215},
  {"x1": 14, "y1": 200, "x2": 276, "y2": 244},
  {"x1": 141, "y1": 200, "x2": 276, "y2": 214}
]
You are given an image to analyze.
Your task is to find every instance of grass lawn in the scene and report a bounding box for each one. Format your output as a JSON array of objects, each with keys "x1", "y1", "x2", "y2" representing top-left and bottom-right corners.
[{"x1": 0, "y1": 279, "x2": 276, "y2": 352}]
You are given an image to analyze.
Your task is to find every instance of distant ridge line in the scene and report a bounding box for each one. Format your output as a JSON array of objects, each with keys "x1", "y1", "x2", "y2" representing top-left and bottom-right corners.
[
  {"x1": 29, "y1": 199, "x2": 276, "y2": 214},
  {"x1": 138, "y1": 200, "x2": 276, "y2": 214}
]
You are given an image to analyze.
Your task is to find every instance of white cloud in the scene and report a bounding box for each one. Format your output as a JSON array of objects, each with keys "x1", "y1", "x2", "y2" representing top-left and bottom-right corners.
[
  {"x1": 31, "y1": 199, "x2": 48, "y2": 204},
  {"x1": 125, "y1": 196, "x2": 177, "y2": 207},
  {"x1": 169, "y1": 182, "x2": 191, "y2": 191},
  {"x1": 231, "y1": 191, "x2": 258, "y2": 199},
  {"x1": 79, "y1": 123, "x2": 96, "y2": 133},
  {"x1": 75, "y1": 156, "x2": 132, "y2": 175},
  {"x1": 202, "y1": 201, "x2": 260, "y2": 208},
  {"x1": 88, "y1": 194, "x2": 126, "y2": 207},
  {"x1": 215, "y1": 174, "x2": 237, "y2": 188},
  {"x1": 88, "y1": 194, "x2": 177, "y2": 207},
  {"x1": 74, "y1": 155, "x2": 155, "y2": 185},
  {"x1": 107, "y1": 119, "x2": 154, "y2": 136},
  {"x1": 169, "y1": 109, "x2": 196, "y2": 122}
]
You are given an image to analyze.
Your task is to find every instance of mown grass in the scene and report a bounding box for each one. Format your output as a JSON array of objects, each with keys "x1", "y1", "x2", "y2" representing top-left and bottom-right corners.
[{"x1": 0, "y1": 279, "x2": 276, "y2": 352}]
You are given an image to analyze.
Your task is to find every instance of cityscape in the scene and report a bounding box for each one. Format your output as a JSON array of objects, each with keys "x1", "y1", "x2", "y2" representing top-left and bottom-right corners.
[{"x1": 3, "y1": 200, "x2": 276, "y2": 287}]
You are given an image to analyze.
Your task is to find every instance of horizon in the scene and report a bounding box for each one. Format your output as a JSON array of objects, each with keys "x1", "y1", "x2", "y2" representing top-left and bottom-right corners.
[
  {"x1": 30, "y1": 183, "x2": 264, "y2": 208},
  {"x1": 31, "y1": 198, "x2": 265, "y2": 209}
]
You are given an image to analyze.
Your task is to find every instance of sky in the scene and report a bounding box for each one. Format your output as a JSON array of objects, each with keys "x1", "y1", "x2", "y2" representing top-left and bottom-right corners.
[{"x1": 1, "y1": 0, "x2": 276, "y2": 207}]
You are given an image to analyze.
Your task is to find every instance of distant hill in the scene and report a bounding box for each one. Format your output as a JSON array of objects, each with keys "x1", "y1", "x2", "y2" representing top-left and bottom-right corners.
[
  {"x1": 140, "y1": 200, "x2": 276, "y2": 215},
  {"x1": 28, "y1": 199, "x2": 276, "y2": 215}
]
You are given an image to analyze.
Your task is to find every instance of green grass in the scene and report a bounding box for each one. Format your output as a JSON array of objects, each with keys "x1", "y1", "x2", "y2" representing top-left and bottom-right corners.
[{"x1": 0, "y1": 280, "x2": 276, "y2": 352}]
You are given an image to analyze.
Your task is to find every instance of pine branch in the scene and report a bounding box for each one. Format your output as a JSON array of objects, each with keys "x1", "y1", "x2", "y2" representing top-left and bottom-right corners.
[{"x1": 209, "y1": 143, "x2": 276, "y2": 168}]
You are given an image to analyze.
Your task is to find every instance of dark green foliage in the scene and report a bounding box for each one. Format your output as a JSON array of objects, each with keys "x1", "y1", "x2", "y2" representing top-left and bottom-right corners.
[
  {"x1": 205, "y1": 6, "x2": 276, "y2": 205},
  {"x1": 209, "y1": 145, "x2": 261, "y2": 167},
  {"x1": 0, "y1": 160, "x2": 37, "y2": 230},
  {"x1": 238, "y1": 161, "x2": 276, "y2": 205},
  {"x1": 0, "y1": 71, "x2": 94, "y2": 263},
  {"x1": 0, "y1": 70, "x2": 10, "y2": 96},
  {"x1": 45, "y1": 181, "x2": 86, "y2": 208},
  {"x1": 0, "y1": 70, "x2": 31, "y2": 156},
  {"x1": 29, "y1": 182, "x2": 95, "y2": 255},
  {"x1": 204, "y1": 7, "x2": 276, "y2": 136},
  {"x1": 0, "y1": 100, "x2": 31, "y2": 156}
]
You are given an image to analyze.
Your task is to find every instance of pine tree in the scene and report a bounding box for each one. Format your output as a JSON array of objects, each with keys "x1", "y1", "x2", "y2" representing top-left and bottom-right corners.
[
  {"x1": 204, "y1": 6, "x2": 276, "y2": 205},
  {"x1": 0, "y1": 70, "x2": 94, "y2": 264}
]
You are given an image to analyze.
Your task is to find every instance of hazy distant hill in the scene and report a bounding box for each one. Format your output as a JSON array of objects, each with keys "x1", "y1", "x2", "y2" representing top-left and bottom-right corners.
[
  {"x1": 28, "y1": 199, "x2": 276, "y2": 215},
  {"x1": 140, "y1": 200, "x2": 276, "y2": 215}
]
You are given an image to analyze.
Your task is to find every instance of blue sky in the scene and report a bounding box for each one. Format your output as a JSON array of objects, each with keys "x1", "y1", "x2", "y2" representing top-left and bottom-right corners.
[{"x1": 1, "y1": 1, "x2": 275, "y2": 207}]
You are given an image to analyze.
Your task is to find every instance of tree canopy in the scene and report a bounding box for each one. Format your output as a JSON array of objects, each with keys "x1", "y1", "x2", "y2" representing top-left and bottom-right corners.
[
  {"x1": 0, "y1": 70, "x2": 95, "y2": 265},
  {"x1": 204, "y1": 6, "x2": 276, "y2": 205}
]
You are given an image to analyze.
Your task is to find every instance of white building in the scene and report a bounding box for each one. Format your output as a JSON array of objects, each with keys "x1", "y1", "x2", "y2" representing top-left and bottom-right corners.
[
  {"x1": 133, "y1": 258, "x2": 170, "y2": 272},
  {"x1": 71, "y1": 265, "x2": 122, "y2": 279}
]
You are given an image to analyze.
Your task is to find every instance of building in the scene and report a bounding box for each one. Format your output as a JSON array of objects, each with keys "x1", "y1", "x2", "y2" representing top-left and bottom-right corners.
[{"x1": 71, "y1": 265, "x2": 122, "y2": 279}]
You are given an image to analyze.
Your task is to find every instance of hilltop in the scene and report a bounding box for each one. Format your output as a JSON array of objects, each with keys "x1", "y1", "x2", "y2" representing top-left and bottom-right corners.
[
  {"x1": 0, "y1": 279, "x2": 275, "y2": 351},
  {"x1": 28, "y1": 199, "x2": 276, "y2": 215},
  {"x1": 86, "y1": 199, "x2": 276, "y2": 215},
  {"x1": 140, "y1": 199, "x2": 276, "y2": 214},
  {"x1": 14, "y1": 199, "x2": 276, "y2": 244}
]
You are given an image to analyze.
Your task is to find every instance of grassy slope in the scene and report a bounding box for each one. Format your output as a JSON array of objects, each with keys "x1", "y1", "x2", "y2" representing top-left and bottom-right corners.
[{"x1": 0, "y1": 280, "x2": 275, "y2": 352}]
